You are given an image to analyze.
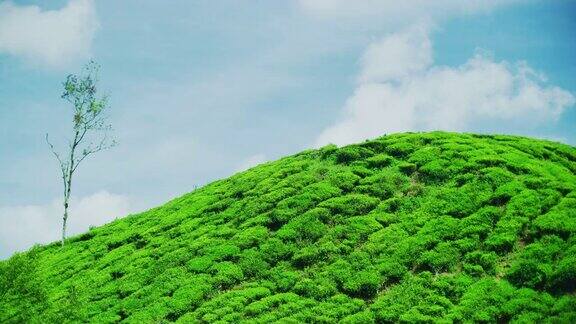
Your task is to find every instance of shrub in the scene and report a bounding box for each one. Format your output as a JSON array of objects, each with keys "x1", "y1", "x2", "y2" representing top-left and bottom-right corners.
[
  {"x1": 419, "y1": 159, "x2": 452, "y2": 183},
  {"x1": 169, "y1": 280, "x2": 212, "y2": 314},
  {"x1": 187, "y1": 256, "x2": 214, "y2": 273},
  {"x1": 210, "y1": 262, "x2": 244, "y2": 289},
  {"x1": 480, "y1": 167, "x2": 515, "y2": 189},
  {"x1": 266, "y1": 264, "x2": 300, "y2": 292},
  {"x1": 292, "y1": 245, "x2": 331, "y2": 268},
  {"x1": 355, "y1": 170, "x2": 409, "y2": 200},
  {"x1": 277, "y1": 212, "x2": 327, "y2": 243},
  {"x1": 204, "y1": 244, "x2": 241, "y2": 262},
  {"x1": 302, "y1": 181, "x2": 342, "y2": 201},
  {"x1": 463, "y1": 251, "x2": 498, "y2": 275},
  {"x1": 506, "y1": 189, "x2": 542, "y2": 220},
  {"x1": 341, "y1": 215, "x2": 383, "y2": 242},
  {"x1": 418, "y1": 215, "x2": 459, "y2": 243},
  {"x1": 409, "y1": 146, "x2": 442, "y2": 166},
  {"x1": 260, "y1": 238, "x2": 295, "y2": 264},
  {"x1": 485, "y1": 232, "x2": 518, "y2": 254},
  {"x1": 459, "y1": 206, "x2": 500, "y2": 239},
  {"x1": 385, "y1": 141, "x2": 415, "y2": 158},
  {"x1": 341, "y1": 310, "x2": 375, "y2": 324},
  {"x1": 4, "y1": 132, "x2": 576, "y2": 322},
  {"x1": 366, "y1": 154, "x2": 393, "y2": 169},
  {"x1": 0, "y1": 251, "x2": 49, "y2": 323},
  {"x1": 506, "y1": 259, "x2": 552, "y2": 289},
  {"x1": 485, "y1": 217, "x2": 525, "y2": 253},
  {"x1": 271, "y1": 193, "x2": 318, "y2": 225},
  {"x1": 533, "y1": 198, "x2": 576, "y2": 239},
  {"x1": 501, "y1": 288, "x2": 554, "y2": 322},
  {"x1": 449, "y1": 278, "x2": 515, "y2": 322},
  {"x1": 343, "y1": 270, "x2": 381, "y2": 299},
  {"x1": 376, "y1": 260, "x2": 407, "y2": 285},
  {"x1": 319, "y1": 194, "x2": 380, "y2": 217},
  {"x1": 550, "y1": 255, "x2": 576, "y2": 292},
  {"x1": 232, "y1": 226, "x2": 268, "y2": 248},
  {"x1": 293, "y1": 276, "x2": 338, "y2": 300},
  {"x1": 370, "y1": 272, "x2": 434, "y2": 322},
  {"x1": 398, "y1": 162, "x2": 417, "y2": 175},
  {"x1": 239, "y1": 249, "x2": 269, "y2": 278},
  {"x1": 335, "y1": 146, "x2": 374, "y2": 164},
  {"x1": 417, "y1": 242, "x2": 460, "y2": 273},
  {"x1": 326, "y1": 169, "x2": 361, "y2": 191}
]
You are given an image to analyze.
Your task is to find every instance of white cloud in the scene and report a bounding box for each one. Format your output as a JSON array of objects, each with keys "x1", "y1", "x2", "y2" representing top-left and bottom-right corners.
[
  {"x1": 359, "y1": 24, "x2": 432, "y2": 83},
  {"x1": 234, "y1": 154, "x2": 268, "y2": 173},
  {"x1": 0, "y1": 0, "x2": 98, "y2": 69},
  {"x1": 315, "y1": 26, "x2": 575, "y2": 147},
  {"x1": 0, "y1": 191, "x2": 131, "y2": 259},
  {"x1": 298, "y1": 0, "x2": 518, "y2": 20}
]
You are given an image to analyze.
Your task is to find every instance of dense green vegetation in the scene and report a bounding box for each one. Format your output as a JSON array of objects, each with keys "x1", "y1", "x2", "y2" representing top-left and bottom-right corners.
[{"x1": 2, "y1": 132, "x2": 576, "y2": 323}]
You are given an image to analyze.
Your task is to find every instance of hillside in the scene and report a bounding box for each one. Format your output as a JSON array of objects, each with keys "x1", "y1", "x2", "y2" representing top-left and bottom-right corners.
[{"x1": 2, "y1": 132, "x2": 576, "y2": 323}]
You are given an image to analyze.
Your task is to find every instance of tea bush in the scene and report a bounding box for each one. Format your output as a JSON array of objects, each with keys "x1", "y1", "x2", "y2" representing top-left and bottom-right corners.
[{"x1": 1, "y1": 131, "x2": 575, "y2": 322}]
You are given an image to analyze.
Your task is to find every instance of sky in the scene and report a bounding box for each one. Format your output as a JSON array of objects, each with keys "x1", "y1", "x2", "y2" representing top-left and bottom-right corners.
[{"x1": 0, "y1": 0, "x2": 575, "y2": 258}]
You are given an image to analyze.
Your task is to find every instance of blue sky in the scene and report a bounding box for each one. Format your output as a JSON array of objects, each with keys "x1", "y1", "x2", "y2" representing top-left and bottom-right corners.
[{"x1": 0, "y1": 0, "x2": 575, "y2": 258}]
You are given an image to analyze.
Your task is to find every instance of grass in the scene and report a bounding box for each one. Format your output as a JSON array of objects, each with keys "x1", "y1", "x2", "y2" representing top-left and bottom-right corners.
[{"x1": 1, "y1": 131, "x2": 576, "y2": 323}]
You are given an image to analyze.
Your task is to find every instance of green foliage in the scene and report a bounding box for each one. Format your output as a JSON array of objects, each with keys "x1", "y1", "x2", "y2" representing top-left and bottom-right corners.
[
  {"x1": 463, "y1": 251, "x2": 498, "y2": 275},
  {"x1": 334, "y1": 145, "x2": 373, "y2": 165},
  {"x1": 365, "y1": 153, "x2": 393, "y2": 169},
  {"x1": 342, "y1": 270, "x2": 381, "y2": 299},
  {"x1": 534, "y1": 197, "x2": 576, "y2": 238},
  {"x1": 0, "y1": 249, "x2": 49, "y2": 323},
  {"x1": 47, "y1": 60, "x2": 116, "y2": 246},
  {"x1": 277, "y1": 211, "x2": 327, "y2": 242},
  {"x1": 211, "y1": 262, "x2": 244, "y2": 289},
  {"x1": 507, "y1": 259, "x2": 551, "y2": 289},
  {"x1": 549, "y1": 245, "x2": 576, "y2": 293},
  {"x1": 2, "y1": 132, "x2": 576, "y2": 322},
  {"x1": 319, "y1": 194, "x2": 379, "y2": 218}
]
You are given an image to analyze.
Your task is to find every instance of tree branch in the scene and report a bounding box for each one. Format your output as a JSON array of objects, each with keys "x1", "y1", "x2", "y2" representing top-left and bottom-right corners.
[
  {"x1": 45, "y1": 134, "x2": 69, "y2": 194},
  {"x1": 72, "y1": 136, "x2": 115, "y2": 173}
]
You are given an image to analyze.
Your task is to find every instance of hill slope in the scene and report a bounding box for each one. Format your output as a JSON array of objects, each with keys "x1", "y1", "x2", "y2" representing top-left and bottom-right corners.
[{"x1": 2, "y1": 132, "x2": 576, "y2": 323}]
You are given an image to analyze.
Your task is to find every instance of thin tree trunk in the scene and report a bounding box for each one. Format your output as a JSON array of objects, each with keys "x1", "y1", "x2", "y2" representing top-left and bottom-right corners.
[
  {"x1": 61, "y1": 184, "x2": 72, "y2": 246},
  {"x1": 61, "y1": 130, "x2": 77, "y2": 247},
  {"x1": 61, "y1": 174, "x2": 73, "y2": 246},
  {"x1": 62, "y1": 201, "x2": 68, "y2": 247}
]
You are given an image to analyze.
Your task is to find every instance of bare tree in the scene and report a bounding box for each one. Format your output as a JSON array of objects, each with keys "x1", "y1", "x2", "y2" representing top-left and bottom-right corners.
[{"x1": 46, "y1": 61, "x2": 116, "y2": 246}]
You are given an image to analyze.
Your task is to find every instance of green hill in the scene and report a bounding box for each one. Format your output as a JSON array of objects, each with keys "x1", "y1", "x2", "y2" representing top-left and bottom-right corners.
[{"x1": 2, "y1": 132, "x2": 576, "y2": 323}]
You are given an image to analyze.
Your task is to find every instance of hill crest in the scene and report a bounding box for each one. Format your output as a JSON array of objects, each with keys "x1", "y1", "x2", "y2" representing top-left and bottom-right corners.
[{"x1": 2, "y1": 131, "x2": 576, "y2": 323}]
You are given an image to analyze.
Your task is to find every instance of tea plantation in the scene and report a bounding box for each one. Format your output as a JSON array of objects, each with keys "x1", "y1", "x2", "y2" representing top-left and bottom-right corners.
[{"x1": 2, "y1": 132, "x2": 576, "y2": 323}]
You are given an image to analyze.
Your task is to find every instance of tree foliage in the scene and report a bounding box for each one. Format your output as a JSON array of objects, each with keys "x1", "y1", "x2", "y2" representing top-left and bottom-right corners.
[{"x1": 46, "y1": 61, "x2": 116, "y2": 246}]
